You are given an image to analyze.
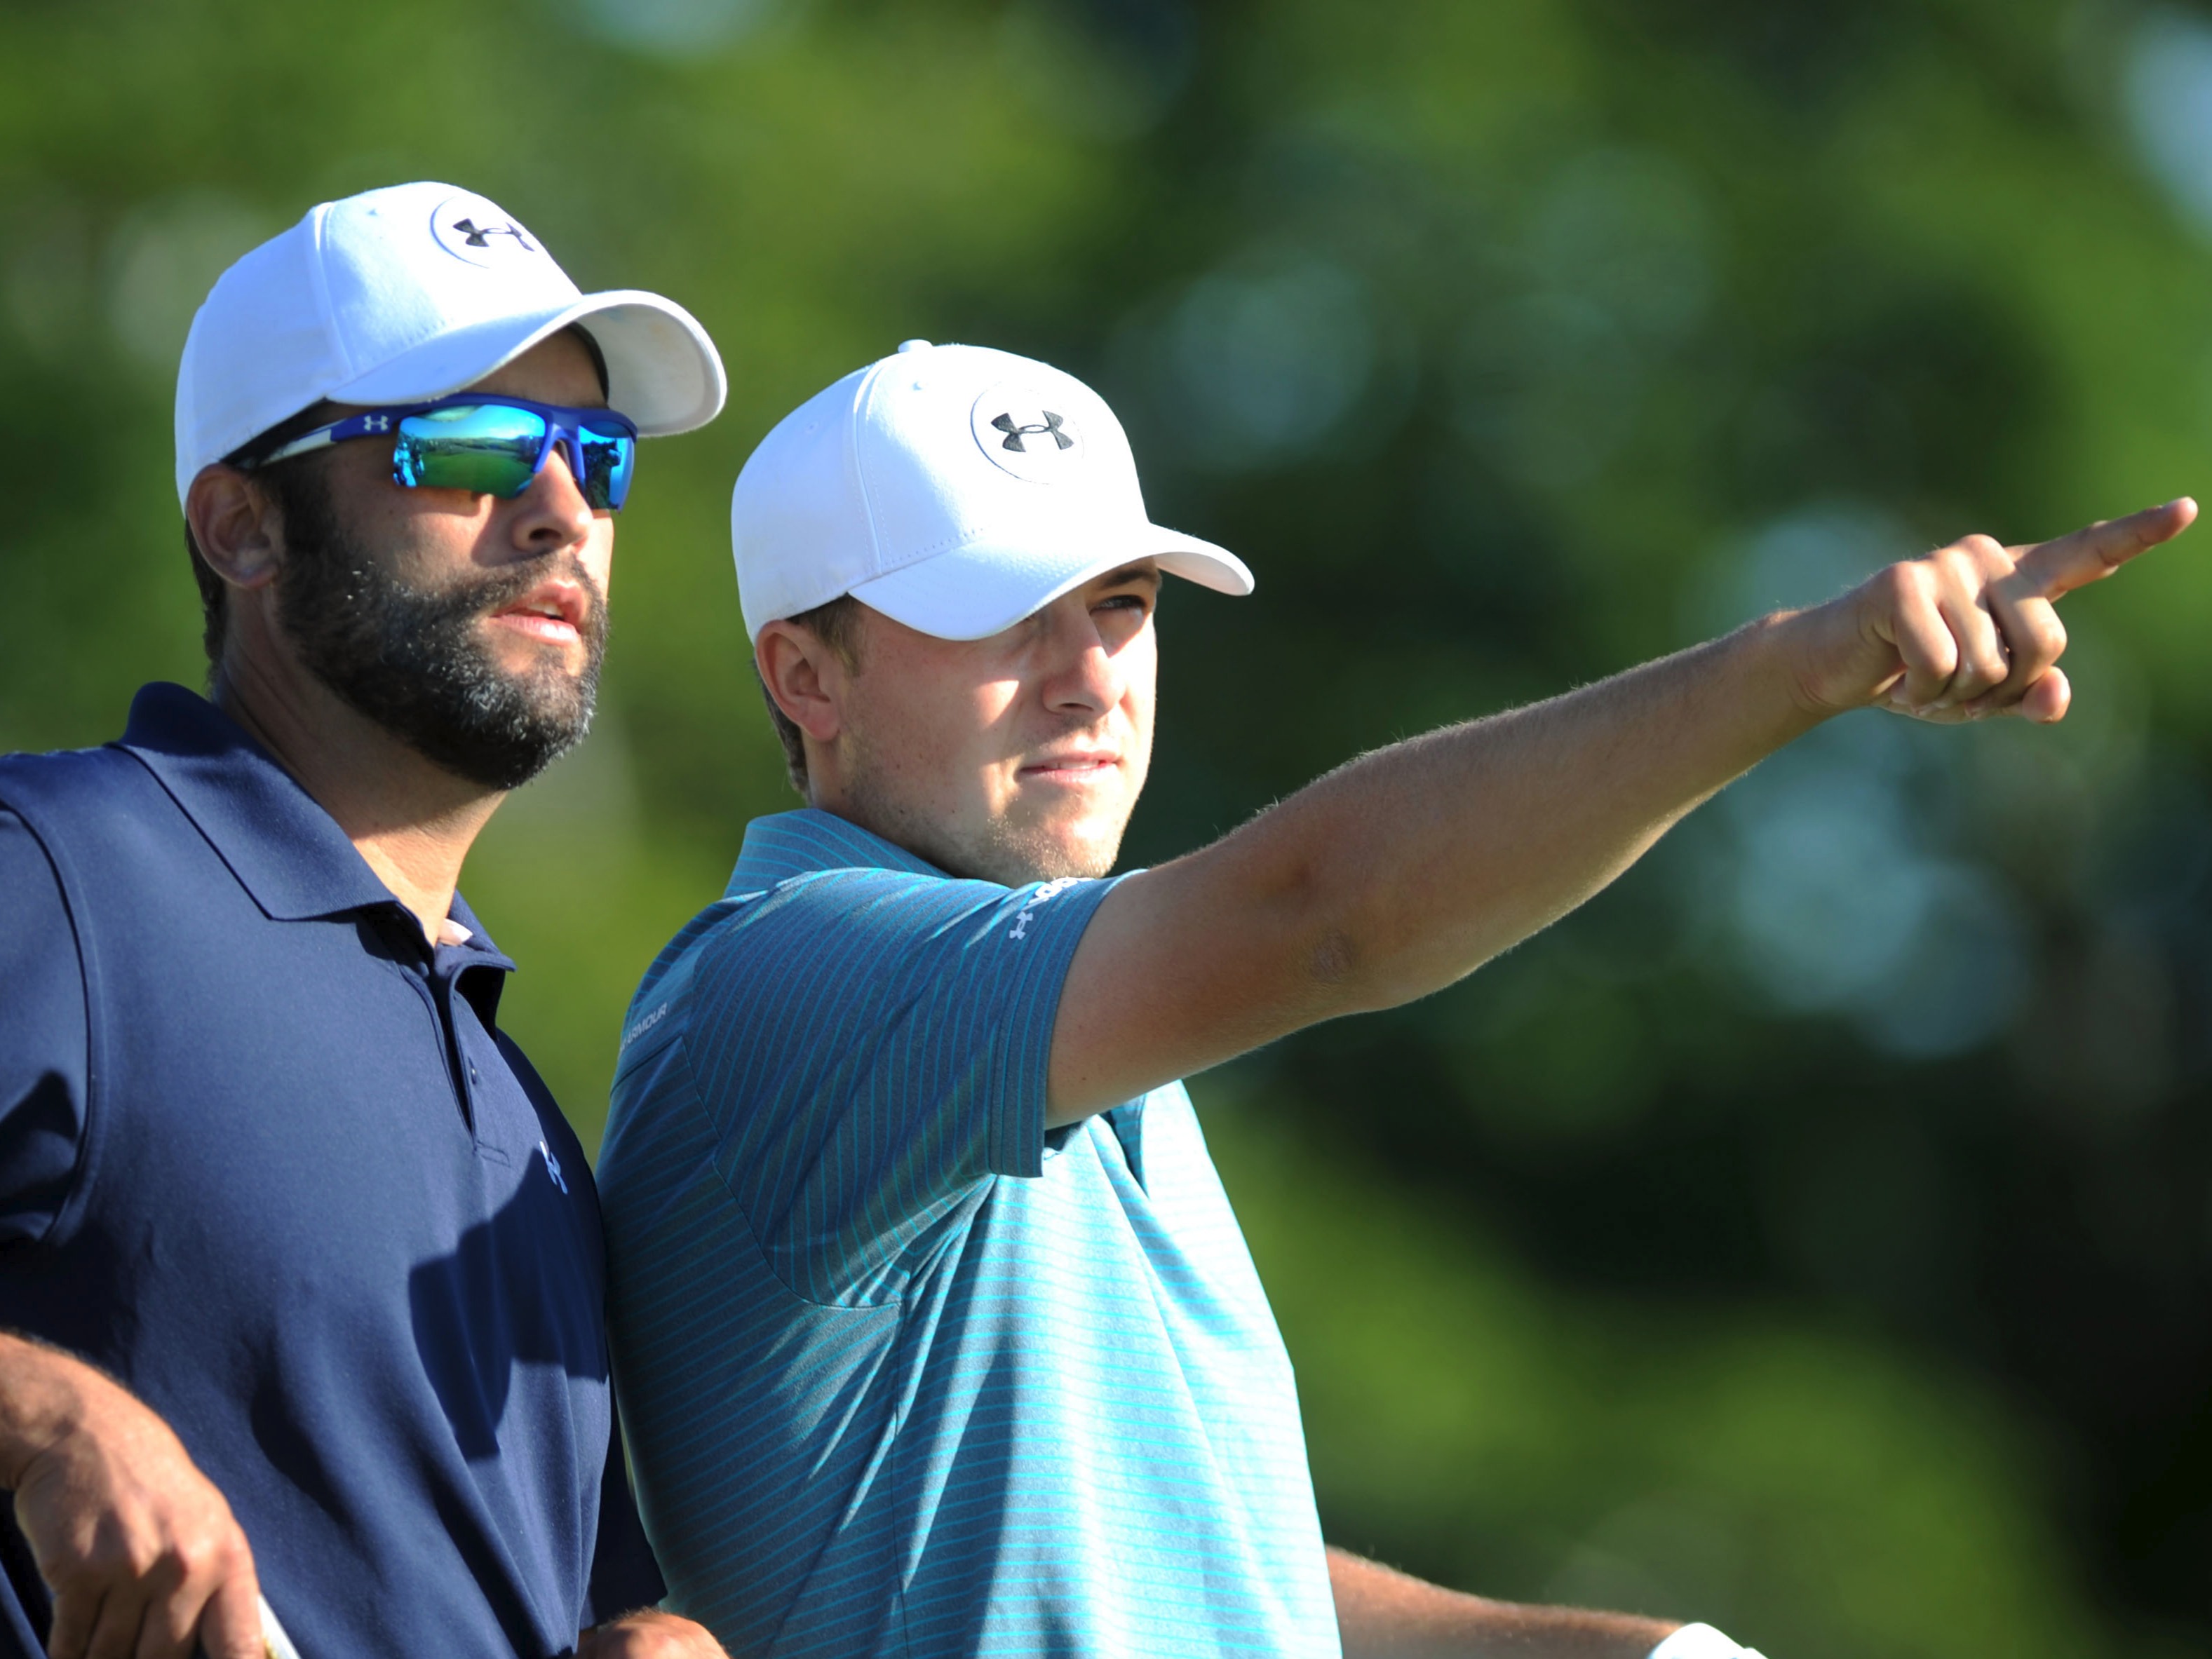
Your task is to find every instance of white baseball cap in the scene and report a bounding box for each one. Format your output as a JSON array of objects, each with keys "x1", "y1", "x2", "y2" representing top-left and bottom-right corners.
[
  {"x1": 731, "y1": 340, "x2": 1252, "y2": 642},
  {"x1": 174, "y1": 180, "x2": 727, "y2": 506}
]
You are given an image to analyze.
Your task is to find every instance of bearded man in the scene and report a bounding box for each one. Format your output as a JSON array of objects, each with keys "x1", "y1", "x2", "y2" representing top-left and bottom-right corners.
[{"x1": 0, "y1": 183, "x2": 729, "y2": 1659}]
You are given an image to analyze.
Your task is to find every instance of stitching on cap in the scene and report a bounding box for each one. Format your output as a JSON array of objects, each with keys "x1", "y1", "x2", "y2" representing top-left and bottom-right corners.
[
  {"x1": 861, "y1": 521, "x2": 1001, "y2": 578},
  {"x1": 306, "y1": 201, "x2": 350, "y2": 384},
  {"x1": 848, "y1": 359, "x2": 890, "y2": 576}
]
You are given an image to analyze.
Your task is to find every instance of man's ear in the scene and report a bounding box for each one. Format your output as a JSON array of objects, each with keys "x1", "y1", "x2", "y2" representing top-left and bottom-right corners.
[
  {"x1": 184, "y1": 465, "x2": 285, "y2": 593},
  {"x1": 757, "y1": 621, "x2": 847, "y2": 745}
]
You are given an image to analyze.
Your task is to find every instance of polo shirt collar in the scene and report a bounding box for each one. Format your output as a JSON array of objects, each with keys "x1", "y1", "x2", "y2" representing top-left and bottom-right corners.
[
  {"x1": 727, "y1": 808, "x2": 945, "y2": 895},
  {"x1": 119, "y1": 682, "x2": 490, "y2": 941}
]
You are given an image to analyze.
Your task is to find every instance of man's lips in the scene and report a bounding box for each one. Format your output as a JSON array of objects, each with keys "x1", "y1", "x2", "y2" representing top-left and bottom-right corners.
[
  {"x1": 487, "y1": 581, "x2": 589, "y2": 646},
  {"x1": 1019, "y1": 751, "x2": 1121, "y2": 783}
]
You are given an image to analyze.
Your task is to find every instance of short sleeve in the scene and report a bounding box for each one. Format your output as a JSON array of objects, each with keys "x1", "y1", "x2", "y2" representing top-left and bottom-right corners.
[
  {"x1": 580, "y1": 1391, "x2": 666, "y2": 1626},
  {"x1": 684, "y1": 866, "x2": 1118, "y2": 1304},
  {"x1": 0, "y1": 810, "x2": 90, "y2": 1247}
]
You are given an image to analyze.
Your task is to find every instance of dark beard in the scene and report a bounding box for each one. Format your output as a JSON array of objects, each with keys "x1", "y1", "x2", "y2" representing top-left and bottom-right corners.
[{"x1": 267, "y1": 460, "x2": 607, "y2": 791}]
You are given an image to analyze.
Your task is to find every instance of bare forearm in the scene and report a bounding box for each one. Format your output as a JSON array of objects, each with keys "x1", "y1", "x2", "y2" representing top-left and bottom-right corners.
[
  {"x1": 1330, "y1": 1548, "x2": 1673, "y2": 1659},
  {"x1": 1183, "y1": 615, "x2": 1819, "y2": 1013},
  {"x1": 0, "y1": 1332, "x2": 105, "y2": 1486}
]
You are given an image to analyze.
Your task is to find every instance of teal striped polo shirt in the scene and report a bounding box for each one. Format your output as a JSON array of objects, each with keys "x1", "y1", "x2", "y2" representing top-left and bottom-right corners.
[{"x1": 598, "y1": 808, "x2": 1338, "y2": 1657}]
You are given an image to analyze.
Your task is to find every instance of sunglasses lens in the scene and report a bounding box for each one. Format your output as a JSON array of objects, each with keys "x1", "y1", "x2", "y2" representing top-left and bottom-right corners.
[
  {"x1": 575, "y1": 420, "x2": 635, "y2": 511},
  {"x1": 395, "y1": 405, "x2": 547, "y2": 498}
]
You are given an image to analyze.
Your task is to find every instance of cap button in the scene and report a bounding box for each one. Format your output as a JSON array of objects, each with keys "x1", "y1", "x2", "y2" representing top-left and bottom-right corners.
[{"x1": 896, "y1": 339, "x2": 933, "y2": 354}]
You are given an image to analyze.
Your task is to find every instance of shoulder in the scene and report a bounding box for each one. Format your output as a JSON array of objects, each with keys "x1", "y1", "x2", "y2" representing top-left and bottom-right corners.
[
  {"x1": 694, "y1": 866, "x2": 1051, "y2": 1016},
  {"x1": 670, "y1": 862, "x2": 997, "y2": 969},
  {"x1": 0, "y1": 740, "x2": 152, "y2": 812},
  {"x1": 0, "y1": 743, "x2": 174, "y2": 874}
]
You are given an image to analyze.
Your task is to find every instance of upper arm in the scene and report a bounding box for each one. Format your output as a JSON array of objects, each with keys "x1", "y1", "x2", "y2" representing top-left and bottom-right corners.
[
  {"x1": 0, "y1": 809, "x2": 92, "y2": 1245},
  {"x1": 1047, "y1": 828, "x2": 1361, "y2": 1126}
]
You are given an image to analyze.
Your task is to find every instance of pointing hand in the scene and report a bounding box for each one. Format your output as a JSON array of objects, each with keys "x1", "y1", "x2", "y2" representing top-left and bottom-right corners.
[{"x1": 1786, "y1": 498, "x2": 2197, "y2": 724}]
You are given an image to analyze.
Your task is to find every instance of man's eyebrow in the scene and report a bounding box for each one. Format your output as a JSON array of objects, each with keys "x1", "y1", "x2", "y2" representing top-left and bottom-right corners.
[{"x1": 1100, "y1": 564, "x2": 1164, "y2": 590}]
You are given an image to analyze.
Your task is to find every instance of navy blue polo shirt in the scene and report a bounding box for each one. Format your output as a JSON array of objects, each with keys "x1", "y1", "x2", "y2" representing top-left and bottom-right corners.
[{"x1": 0, "y1": 684, "x2": 662, "y2": 1658}]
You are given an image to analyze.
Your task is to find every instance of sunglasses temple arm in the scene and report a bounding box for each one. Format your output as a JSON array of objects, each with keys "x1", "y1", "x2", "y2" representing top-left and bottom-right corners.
[{"x1": 256, "y1": 426, "x2": 342, "y2": 467}]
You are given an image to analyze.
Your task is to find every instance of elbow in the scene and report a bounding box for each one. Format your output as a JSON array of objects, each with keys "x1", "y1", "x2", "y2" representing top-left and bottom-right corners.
[
  {"x1": 1271, "y1": 853, "x2": 1395, "y2": 1015},
  {"x1": 1306, "y1": 926, "x2": 1360, "y2": 990},
  {"x1": 1302, "y1": 924, "x2": 1447, "y2": 1017},
  {"x1": 1243, "y1": 841, "x2": 1411, "y2": 1017},
  {"x1": 1295, "y1": 887, "x2": 1492, "y2": 1017},
  {"x1": 1262, "y1": 848, "x2": 1368, "y2": 1000},
  {"x1": 1300, "y1": 922, "x2": 1415, "y2": 1018}
]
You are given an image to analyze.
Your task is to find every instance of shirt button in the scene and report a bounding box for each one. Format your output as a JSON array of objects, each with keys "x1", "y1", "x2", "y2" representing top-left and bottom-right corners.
[{"x1": 468, "y1": 1062, "x2": 480, "y2": 1084}]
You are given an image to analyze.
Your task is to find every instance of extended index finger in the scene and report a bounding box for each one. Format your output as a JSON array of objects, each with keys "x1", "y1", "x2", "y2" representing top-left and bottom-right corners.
[{"x1": 2011, "y1": 498, "x2": 2197, "y2": 600}]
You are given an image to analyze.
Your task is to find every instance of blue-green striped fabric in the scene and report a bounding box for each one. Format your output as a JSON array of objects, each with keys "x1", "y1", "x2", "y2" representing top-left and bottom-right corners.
[{"x1": 598, "y1": 808, "x2": 1338, "y2": 1658}]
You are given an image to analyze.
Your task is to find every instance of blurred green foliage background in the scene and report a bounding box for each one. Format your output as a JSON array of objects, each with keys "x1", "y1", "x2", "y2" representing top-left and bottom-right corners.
[{"x1": 8, "y1": 0, "x2": 2212, "y2": 1652}]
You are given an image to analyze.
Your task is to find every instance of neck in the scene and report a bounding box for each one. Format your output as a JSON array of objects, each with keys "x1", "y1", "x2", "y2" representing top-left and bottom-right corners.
[{"x1": 213, "y1": 649, "x2": 503, "y2": 944}]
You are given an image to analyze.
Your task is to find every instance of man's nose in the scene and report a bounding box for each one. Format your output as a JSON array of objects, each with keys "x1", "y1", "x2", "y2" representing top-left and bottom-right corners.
[
  {"x1": 509, "y1": 449, "x2": 596, "y2": 553},
  {"x1": 1042, "y1": 618, "x2": 1126, "y2": 716}
]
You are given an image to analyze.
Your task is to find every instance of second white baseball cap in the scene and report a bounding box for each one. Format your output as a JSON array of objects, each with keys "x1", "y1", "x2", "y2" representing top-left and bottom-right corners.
[
  {"x1": 731, "y1": 340, "x2": 1252, "y2": 642},
  {"x1": 175, "y1": 180, "x2": 727, "y2": 506}
]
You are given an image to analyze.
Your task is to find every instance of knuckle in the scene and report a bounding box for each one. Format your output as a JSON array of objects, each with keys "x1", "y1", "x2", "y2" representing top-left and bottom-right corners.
[
  {"x1": 144, "y1": 1541, "x2": 190, "y2": 1591},
  {"x1": 109, "y1": 1534, "x2": 163, "y2": 1580},
  {"x1": 2014, "y1": 614, "x2": 2066, "y2": 670},
  {"x1": 1957, "y1": 532, "x2": 2005, "y2": 561},
  {"x1": 42, "y1": 1545, "x2": 99, "y2": 1587},
  {"x1": 180, "y1": 1512, "x2": 230, "y2": 1562}
]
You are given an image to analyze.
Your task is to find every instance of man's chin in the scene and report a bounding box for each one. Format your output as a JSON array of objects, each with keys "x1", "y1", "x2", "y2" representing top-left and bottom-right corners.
[
  {"x1": 909, "y1": 815, "x2": 1123, "y2": 888},
  {"x1": 1005, "y1": 816, "x2": 1126, "y2": 885}
]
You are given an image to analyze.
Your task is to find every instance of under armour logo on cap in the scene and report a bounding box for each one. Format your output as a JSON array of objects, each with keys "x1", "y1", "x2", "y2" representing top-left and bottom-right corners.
[
  {"x1": 451, "y1": 216, "x2": 536, "y2": 251},
  {"x1": 970, "y1": 381, "x2": 1084, "y2": 482},
  {"x1": 991, "y1": 409, "x2": 1073, "y2": 454},
  {"x1": 429, "y1": 193, "x2": 545, "y2": 268}
]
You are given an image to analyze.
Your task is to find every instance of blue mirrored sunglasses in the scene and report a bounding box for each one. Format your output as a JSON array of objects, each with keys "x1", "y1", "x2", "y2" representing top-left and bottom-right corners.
[{"x1": 256, "y1": 394, "x2": 640, "y2": 512}]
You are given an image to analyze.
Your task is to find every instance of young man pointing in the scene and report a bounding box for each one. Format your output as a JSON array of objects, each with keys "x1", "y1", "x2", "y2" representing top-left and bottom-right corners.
[{"x1": 598, "y1": 339, "x2": 2191, "y2": 1658}]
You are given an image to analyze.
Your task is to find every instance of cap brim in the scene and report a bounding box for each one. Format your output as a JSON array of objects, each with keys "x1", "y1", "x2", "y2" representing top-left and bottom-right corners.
[
  {"x1": 844, "y1": 522, "x2": 1253, "y2": 642},
  {"x1": 330, "y1": 288, "x2": 726, "y2": 435}
]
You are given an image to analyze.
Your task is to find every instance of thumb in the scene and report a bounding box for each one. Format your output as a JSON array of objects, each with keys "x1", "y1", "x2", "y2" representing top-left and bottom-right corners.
[{"x1": 2016, "y1": 664, "x2": 2072, "y2": 724}]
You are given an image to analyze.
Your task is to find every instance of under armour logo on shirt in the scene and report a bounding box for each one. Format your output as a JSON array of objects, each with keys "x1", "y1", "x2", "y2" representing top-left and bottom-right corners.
[
  {"x1": 538, "y1": 1139, "x2": 568, "y2": 1194},
  {"x1": 1008, "y1": 878, "x2": 1081, "y2": 941},
  {"x1": 991, "y1": 410, "x2": 1073, "y2": 454},
  {"x1": 364, "y1": 415, "x2": 391, "y2": 433}
]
